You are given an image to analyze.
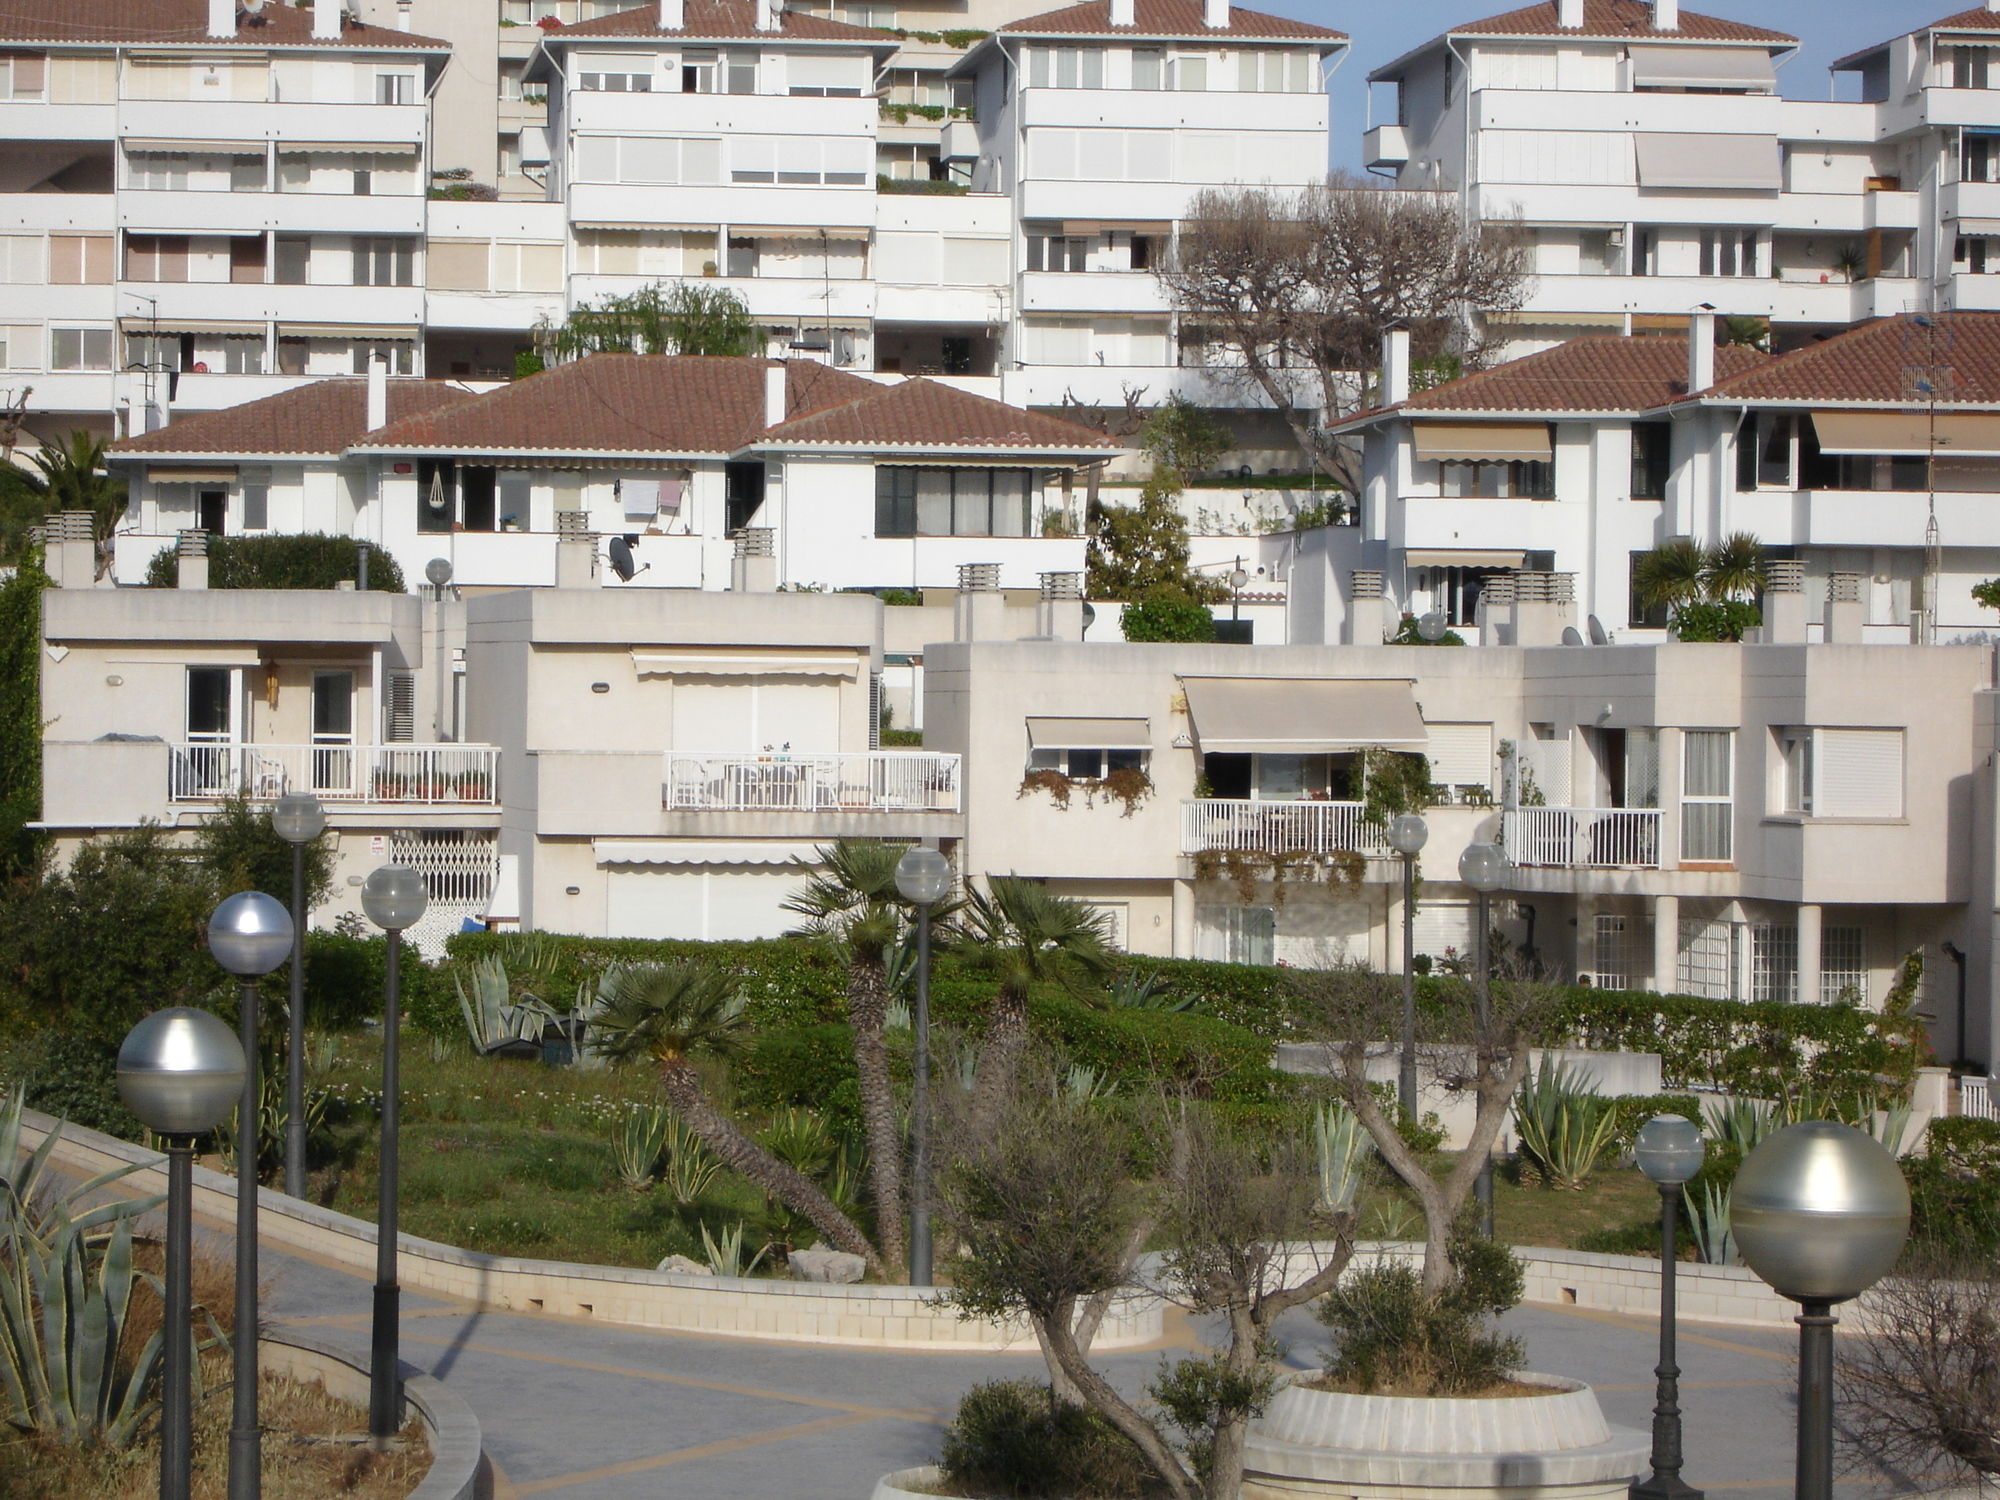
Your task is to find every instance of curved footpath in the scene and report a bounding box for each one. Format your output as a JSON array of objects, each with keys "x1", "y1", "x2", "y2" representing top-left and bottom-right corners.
[{"x1": 23, "y1": 1109, "x2": 1910, "y2": 1500}]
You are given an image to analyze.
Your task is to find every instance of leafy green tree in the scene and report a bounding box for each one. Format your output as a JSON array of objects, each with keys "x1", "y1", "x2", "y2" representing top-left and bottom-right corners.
[
  {"x1": 142, "y1": 533, "x2": 405, "y2": 592},
  {"x1": 191, "y1": 791, "x2": 336, "y2": 911},
  {"x1": 1138, "y1": 396, "x2": 1230, "y2": 485},
  {"x1": 1086, "y1": 474, "x2": 1225, "y2": 606},
  {"x1": 1974, "y1": 577, "x2": 2000, "y2": 613},
  {"x1": 1634, "y1": 531, "x2": 1766, "y2": 641},
  {"x1": 540, "y1": 282, "x2": 758, "y2": 361},
  {"x1": 0, "y1": 432, "x2": 126, "y2": 569},
  {"x1": 0, "y1": 552, "x2": 48, "y2": 878},
  {"x1": 1120, "y1": 588, "x2": 1217, "y2": 643},
  {"x1": 590, "y1": 959, "x2": 884, "y2": 1276}
]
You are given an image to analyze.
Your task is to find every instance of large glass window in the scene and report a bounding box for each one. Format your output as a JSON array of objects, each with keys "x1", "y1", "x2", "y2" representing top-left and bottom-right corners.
[
  {"x1": 1821, "y1": 927, "x2": 1866, "y2": 1004},
  {"x1": 1196, "y1": 904, "x2": 1275, "y2": 966},
  {"x1": 1027, "y1": 45, "x2": 1104, "y2": 88},
  {"x1": 1680, "y1": 730, "x2": 1733, "y2": 863},
  {"x1": 874, "y1": 467, "x2": 1033, "y2": 537},
  {"x1": 1630, "y1": 421, "x2": 1670, "y2": 499},
  {"x1": 1437, "y1": 459, "x2": 1554, "y2": 499}
]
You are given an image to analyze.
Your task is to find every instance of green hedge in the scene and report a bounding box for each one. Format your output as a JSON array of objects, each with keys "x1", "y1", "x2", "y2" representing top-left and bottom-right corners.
[{"x1": 142, "y1": 532, "x2": 406, "y2": 592}]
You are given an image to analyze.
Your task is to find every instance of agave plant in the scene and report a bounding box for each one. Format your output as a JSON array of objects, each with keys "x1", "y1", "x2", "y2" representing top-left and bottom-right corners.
[
  {"x1": 1511, "y1": 1058, "x2": 1620, "y2": 1191},
  {"x1": 699, "y1": 1220, "x2": 771, "y2": 1279},
  {"x1": 1312, "y1": 1100, "x2": 1369, "y2": 1216},
  {"x1": 614, "y1": 1104, "x2": 671, "y2": 1190},
  {"x1": 1682, "y1": 1179, "x2": 1738, "y2": 1266},
  {"x1": 1101, "y1": 967, "x2": 1195, "y2": 1013},
  {"x1": 658, "y1": 1115, "x2": 722, "y2": 1206},
  {"x1": 1056, "y1": 1064, "x2": 1118, "y2": 1104},
  {"x1": 1701, "y1": 1095, "x2": 1776, "y2": 1153},
  {"x1": 454, "y1": 953, "x2": 555, "y2": 1055}
]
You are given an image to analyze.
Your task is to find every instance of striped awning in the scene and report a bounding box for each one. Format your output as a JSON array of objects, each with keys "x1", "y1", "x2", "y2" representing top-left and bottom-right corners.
[
  {"x1": 1181, "y1": 677, "x2": 1427, "y2": 756},
  {"x1": 1412, "y1": 422, "x2": 1552, "y2": 462},
  {"x1": 1026, "y1": 716, "x2": 1150, "y2": 750},
  {"x1": 593, "y1": 840, "x2": 824, "y2": 866}
]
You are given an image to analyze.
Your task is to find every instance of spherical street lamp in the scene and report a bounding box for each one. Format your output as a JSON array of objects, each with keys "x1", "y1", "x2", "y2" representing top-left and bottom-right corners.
[
  {"x1": 206, "y1": 890, "x2": 292, "y2": 1500},
  {"x1": 269, "y1": 794, "x2": 324, "y2": 1200},
  {"x1": 1386, "y1": 814, "x2": 1429, "y2": 1118},
  {"x1": 894, "y1": 846, "x2": 952, "y2": 1287},
  {"x1": 360, "y1": 865, "x2": 428, "y2": 1444},
  {"x1": 1417, "y1": 611, "x2": 1447, "y2": 642},
  {"x1": 1633, "y1": 1114, "x2": 1708, "y2": 1500},
  {"x1": 1456, "y1": 841, "x2": 1510, "y2": 1234},
  {"x1": 119, "y1": 1008, "x2": 244, "y2": 1500},
  {"x1": 1732, "y1": 1123, "x2": 1911, "y2": 1500}
]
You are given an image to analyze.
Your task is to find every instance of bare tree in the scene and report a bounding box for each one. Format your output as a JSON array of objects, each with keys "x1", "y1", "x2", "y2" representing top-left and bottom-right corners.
[
  {"x1": 1837, "y1": 1256, "x2": 2000, "y2": 1487},
  {"x1": 1156, "y1": 177, "x2": 1530, "y2": 490},
  {"x1": 1294, "y1": 962, "x2": 1552, "y2": 1294}
]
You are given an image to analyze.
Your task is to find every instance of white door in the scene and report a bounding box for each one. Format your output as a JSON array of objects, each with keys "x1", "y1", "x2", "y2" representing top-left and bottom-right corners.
[{"x1": 605, "y1": 864, "x2": 803, "y2": 940}]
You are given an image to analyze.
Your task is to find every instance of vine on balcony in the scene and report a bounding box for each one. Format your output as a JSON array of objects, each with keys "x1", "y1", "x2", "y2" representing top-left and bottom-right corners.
[
  {"x1": 1190, "y1": 847, "x2": 1365, "y2": 908},
  {"x1": 1017, "y1": 767, "x2": 1153, "y2": 816}
]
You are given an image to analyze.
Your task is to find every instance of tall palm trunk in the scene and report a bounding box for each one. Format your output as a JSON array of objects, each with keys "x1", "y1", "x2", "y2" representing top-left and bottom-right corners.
[
  {"x1": 846, "y1": 952, "x2": 906, "y2": 1280},
  {"x1": 657, "y1": 1060, "x2": 885, "y2": 1278},
  {"x1": 969, "y1": 987, "x2": 1030, "y2": 1136}
]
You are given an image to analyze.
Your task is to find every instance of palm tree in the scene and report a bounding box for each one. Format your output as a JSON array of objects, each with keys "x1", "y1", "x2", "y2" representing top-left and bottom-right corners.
[
  {"x1": 2, "y1": 430, "x2": 126, "y2": 568},
  {"x1": 1631, "y1": 536, "x2": 1706, "y2": 615},
  {"x1": 783, "y1": 839, "x2": 922, "y2": 1279},
  {"x1": 959, "y1": 877, "x2": 1115, "y2": 1132},
  {"x1": 591, "y1": 959, "x2": 883, "y2": 1277},
  {"x1": 1700, "y1": 530, "x2": 1767, "y2": 602}
]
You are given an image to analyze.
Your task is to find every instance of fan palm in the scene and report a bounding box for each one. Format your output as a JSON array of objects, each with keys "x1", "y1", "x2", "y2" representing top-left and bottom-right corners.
[
  {"x1": 591, "y1": 959, "x2": 882, "y2": 1276},
  {"x1": 958, "y1": 877, "x2": 1115, "y2": 1131},
  {"x1": 1700, "y1": 530, "x2": 1767, "y2": 602},
  {"x1": 1632, "y1": 536, "x2": 1706, "y2": 614}
]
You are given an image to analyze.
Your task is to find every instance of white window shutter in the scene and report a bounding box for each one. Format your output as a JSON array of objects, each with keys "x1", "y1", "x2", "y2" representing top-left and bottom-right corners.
[
  {"x1": 384, "y1": 672, "x2": 415, "y2": 742},
  {"x1": 1815, "y1": 729, "x2": 1903, "y2": 818},
  {"x1": 1425, "y1": 723, "x2": 1493, "y2": 790}
]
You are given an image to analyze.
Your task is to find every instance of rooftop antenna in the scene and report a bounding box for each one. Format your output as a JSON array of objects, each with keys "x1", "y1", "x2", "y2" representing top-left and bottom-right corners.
[{"x1": 1904, "y1": 313, "x2": 1952, "y2": 643}]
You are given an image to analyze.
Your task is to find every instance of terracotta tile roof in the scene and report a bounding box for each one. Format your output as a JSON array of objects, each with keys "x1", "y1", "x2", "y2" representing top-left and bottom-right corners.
[
  {"x1": 1835, "y1": 8, "x2": 2000, "y2": 69},
  {"x1": 1337, "y1": 337, "x2": 1766, "y2": 425},
  {"x1": 0, "y1": 0, "x2": 447, "y2": 49},
  {"x1": 110, "y1": 380, "x2": 472, "y2": 458},
  {"x1": 552, "y1": 0, "x2": 891, "y2": 42},
  {"x1": 757, "y1": 377, "x2": 1119, "y2": 451},
  {"x1": 1432, "y1": 0, "x2": 1789, "y2": 44},
  {"x1": 1699, "y1": 314, "x2": 2000, "y2": 406},
  {"x1": 997, "y1": 0, "x2": 1345, "y2": 41}
]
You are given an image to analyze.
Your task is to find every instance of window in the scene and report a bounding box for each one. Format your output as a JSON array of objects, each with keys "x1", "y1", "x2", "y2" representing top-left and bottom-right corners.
[
  {"x1": 1677, "y1": 914, "x2": 1734, "y2": 999},
  {"x1": 1167, "y1": 53, "x2": 1206, "y2": 90},
  {"x1": 221, "y1": 335, "x2": 264, "y2": 374},
  {"x1": 229, "y1": 153, "x2": 265, "y2": 191},
  {"x1": 1736, "y1": 411, "x2": 1800, "y2": 489},
  {"x1": 874, "y1": 467, "x2": 1034, "y2": 537},
  {"x1": 680, "y1": 48, "x2": 716, "y2": 93},
  {"x1": 0, "y1": 236, "x2": 36, "y2": 282},
  {"x1": 50, "y1": 235, "x2": 111, "y2": 284},
  {"x1": 1776, "y1": 726, "x2": 1813, "y2": 814},
  {"x1": 1437, "y1": 459, "x2": 1554, "y2": 499},
  {"x1": 1422, "y1": 565, "x2": 1506, "y2": 627},
  {"x1": 376, "y1": 71, "x2": 414, "y2": 105},
  {"x1": 123, "y1": 234, "x2": 189, "y2": 282},
  {"x1": 273, "y1": 235, "x2": 309, "y2": 284},
  {"x1": 1776, "y1": 727, "x2": 1903, "y2": 819},
  {"x1": 727, "y1": 51, "x2": 758, "y2": 93},
  {"x1": 424, "y1": 240, "x2": 487, "y2": 290},
  {"x1": 491, "y1": 242, "x2": 562, "y2": 291},
  {"x1": 1750, "y1": 922, "x2": 1797, "y2": 1003},
  {"x1": 1026, "y1": 232, "x2": 1088, "y2": 272},
  {"x1": 787, "y1": 54, "x2": 862, "y2": 96},
  {"x1": 1958, "y1": 235, "x2": 2000, "y2": 274},
  {"x1": 583, "y1": 134, "x2": 724, "y2": 185},
  {"x1": 51, "y1": 327, "x2": 110, "y2": 369},
  {"x1": 1945, "y1": 46, "x2": 1993, "y2": 89},
  {"x1": 1821, "y1": 926, "x2": 1865, "y2": 1004},
  {"x1": 1027, "y1": 128, "x2": 1171, "y2": 180},
  {"x1": 127, "y1": 151, "x2": 189, "y2": 190},
  {"x1": 1630, "y1": 421, "x2": 1670, "y2": 499},
  {"x1": 577, "y1": 52, "x2": 653, "y2": 91},
  {"x1": 1236, "y1": 48, "x2": 1313, "y2": 92},
  {"x1": 1133, "y1": 48, "x2": 1162, "y2": 89},
  {"x1": 1593, "y1": 913, "x2": 1639, "y2": 989},
  {"x1": 1027, "y1": 746, "x2": 1147, "y2": 779},
  {"x1": 1699, "y1": 227, "x2": 1758, "y2": 277},
  {"x1": 1197, "y1": 904, "x2": 1275, "y2": 966},
  {"x1": 240, "y1": 482, "x2": 268, "y2": 529},
  {"x1": 1027, "y1": 46, "x2": 1105, "y2": 88},
  {"x1": 841, "y1": 0, "x2": 895, "y2": 23},
  {"x1": 1965, "y1": 132, "x2": 2000, "y2": 183},
  {"x1": 126, "y1": 332, "x2": 181, "y2": 372},
  {"x1": 353, "y1": 237, "x2": 415, "y2": 286},
  {"x1": 1680, "y1": 730, "x2": 1733, "y2": 863},
  {"x1": 352, "y1": 340, "x2": 415, "y2": 374},
  {"x1": 0, "y1": 52, "x2": 46, "y2": 100}
]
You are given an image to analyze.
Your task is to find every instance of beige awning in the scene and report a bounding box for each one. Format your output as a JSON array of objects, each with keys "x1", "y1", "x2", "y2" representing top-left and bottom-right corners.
[
  {"x1": 1811, "y1": 410, "x2": 2000, "y2": 456},
  {"x1": 1955, "y1": 218, "x2": 2000, "y2": 236},
  {"x1": 117, "y1": 318, "x2": 264, "y2": 335},
  {"x1": 1181, "y1": 678, "x2": 1428, "y2": 756},
  {"x1": 148, "y1": 466, "x2": 238, "y2": 484},
  {"x1": 631, "y1": 651, "x2": 858, "y2": 677},
  {"x1": 1407, "y1": 549, "x2": 1525, "y2": 568},
  {"x1": 277, "y1": 324, "x2": 418, "y2": 340},
  {"x1": 574, "y1": 221, "x2": 719, "y2": 234},
  {"x1": 594, "y1": 840, "x2": 825, "y2": 866},
  {"x1": 1628, "y1": 45, "x2": 1775, "y2": 90},
  {"x1": 1026, "y1": 716, "x2": 1150, "y2": 750},
  {"x1": 1635, "y1": 132, "x2": 1782, "y2": 190},
  {"x1": 726, "y1": 224, "x2": 870, "y2": 238},
  {"x1": 1412, "y1": 421, "x2": 1552, "y2": 462},
  {"x1": 1488, "y1": 310, "x2": 1626, "y2": 327},
  {"x1": 280, "y1": 141, "x2": 420, "y2": 154},
  {"x1": 124, "y1": 138, "x2": 267, "y2": 154}
]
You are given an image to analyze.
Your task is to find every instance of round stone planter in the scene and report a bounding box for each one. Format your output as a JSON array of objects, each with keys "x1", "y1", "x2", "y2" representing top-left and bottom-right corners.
[
  {"x1": 1241, "y1": 1370, "x2": 1649, "y2": 1500},
  {"x1": 870, "y1": 1465, "x2": 947, "y2": 1500}
]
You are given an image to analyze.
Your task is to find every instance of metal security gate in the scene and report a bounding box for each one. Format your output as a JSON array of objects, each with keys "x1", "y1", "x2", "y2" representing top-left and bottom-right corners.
[{"x1": 388, "y1": 833, "x2": 498, "y2": 959}]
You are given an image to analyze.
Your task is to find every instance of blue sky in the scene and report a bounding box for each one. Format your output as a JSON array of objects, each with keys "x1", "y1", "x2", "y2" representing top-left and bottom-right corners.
[{"x1": 1246, "y1": 0, "x2": 1962, "y2": 173}]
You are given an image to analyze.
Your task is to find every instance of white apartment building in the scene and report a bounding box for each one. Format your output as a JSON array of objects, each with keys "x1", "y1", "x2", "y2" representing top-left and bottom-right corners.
[
  {"x1": 106, "y1": 353, "x2": 1117, "y2": 591},
  {"x1": 0, "y1": 0, "x2": 452, "y2": 448},
  {"x1": 1317, "y1": 311, "x2": 2000, "y2": 647},
  {"x1": 947, "y1": 0, "x2": 1346, "y2": 446},
  {"x1": 1366, "y1": 0, "x2": 1922, "y2": 355}
]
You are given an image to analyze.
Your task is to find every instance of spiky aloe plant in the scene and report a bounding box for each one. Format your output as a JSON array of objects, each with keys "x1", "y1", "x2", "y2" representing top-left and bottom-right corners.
[
  {"x1": 1511, "y1": 1058, "x2": 1619, "y2": 1191},
  {"x1": 1312, "y1": 1101, "x2": 1369, "y2": 1216}
]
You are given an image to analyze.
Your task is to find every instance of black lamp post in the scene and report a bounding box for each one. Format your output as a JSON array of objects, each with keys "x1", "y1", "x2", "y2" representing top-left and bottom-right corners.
[
  {"x1": 360, "y1": 864, "x2": 428, "y2": 1444},
  {"x1": 1387, "y1": 813, "x2": 1428, "y2": 1119},
  {"x1": 1733, "y1": 1122, "x2": 1911, "y2": 1500},
  {"x1": 893, "y1": 845, "x2": 951, "y2": 1287},
  {"x1": 117, "y1": 1008, "x2": 245, "y2": 1500},
  {"x1": 1457, "y1": 840, "x2": 1509, "y2": 1236},
  {"x1": 206, "y1": 890, "x2": 296, "y2": 1500},
  {"x1": 269, "y1": 792, "x2": 324, "y2": 1199},
  {"x1": 1632, "y1": 1114, "x2": 1708, "y2": 1500}
]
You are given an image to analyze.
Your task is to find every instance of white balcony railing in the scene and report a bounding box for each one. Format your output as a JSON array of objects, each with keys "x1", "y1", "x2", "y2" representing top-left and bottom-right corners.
[
  {"x1": 1504, "y1": 807, "x2": 1662, "y2": 869},
  {"x1": 167, "y1": 742, "x2": 499, "y2": 805},
  {"x1": 1962, "y1": 1075, "x2": 1996, "y2": 1121},
  {"x1": 1180, "y1": 799, "x2": 1387, "y2": 856},
  {"x1": 664, "y1": 751, "x2": 960, "y2": 813}
]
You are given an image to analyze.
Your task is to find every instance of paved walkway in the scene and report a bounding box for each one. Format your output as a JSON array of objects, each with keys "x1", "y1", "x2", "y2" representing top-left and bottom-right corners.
[{"x1": 247, "y1": 1234, "x2": 1915, "y2": 1500}]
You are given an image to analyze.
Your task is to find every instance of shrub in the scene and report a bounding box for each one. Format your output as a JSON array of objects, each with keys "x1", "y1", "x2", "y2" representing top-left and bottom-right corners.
[
  {"x1": 142, "y1": 532, "x2": 406, "y2": 592},
  {"x1": 1669, "y1": 600, "x2": 1760, "y2": 642},
  {"x1": 1575, "y1": 1219, "x2": 1667, "y2": 1257},
  {"x1": 1316, "y1": 1229, "x2": 1525, "y2": 1395},
  {"x1": 1907, "y1": 1117, "x2": 2000, "y2": 1258},
  {"x1": 1120, "y1": 588, "x2": 1216, "y2": 643},
  {"x1": 1512, "y1": 1058, "x2": 1620, "y2": 1189},
  {"x1": 940, "y1": 1380, "x2": 1168, "y2": 1499}
]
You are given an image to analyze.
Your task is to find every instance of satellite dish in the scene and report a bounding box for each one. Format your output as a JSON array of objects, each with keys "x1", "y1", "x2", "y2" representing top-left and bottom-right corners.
[
  {"x1": 1586, "y1": 614, "x2": 1610, "y2": 646},
  {"x1": 608, "y1": 536, "x2": 636, "y2": 581},
  {"x1": 1560, "y1": 626, "x2": 1585, "y2": 645}
]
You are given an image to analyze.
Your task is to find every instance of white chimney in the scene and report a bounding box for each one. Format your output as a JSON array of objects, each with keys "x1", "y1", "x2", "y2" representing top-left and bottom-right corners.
[
  {"x1": 312, "y1": 0, "x2": 341, "y2": 40},
  {"x1": 1381, "y1": 327, "x2": 1411, "y2": 406},
  {"x1": 755, "y1": 0, "x2": 779, "y2": 31},
  {"x1": 764, "y1": 361, "x2": 788, "y2": 427},
  {"x1": 208, "y1": 0, "x2": 235, "y2": 40},
  {"x1": 658, "y1": 0, "x2": 683, "y2": 27},
  {"x1": 1687, "y1": 310, "x2": 1715, "y2": 395},
  {"x1": 366, "y1": 355, "x2": 388, "y2": 431},
  {"x1": 1557, "y1": 0, "x2": 1582, "y2": 28},
  {"x1": 1202, "y1": 0, "x2": 1228, "y2": 28},
  {"x1": 1109, "y1": 0, "x2": 1134, "y2": 22},
  {"x1": 1653, "y1": 0, "x2": 1678, "y2": 30}
]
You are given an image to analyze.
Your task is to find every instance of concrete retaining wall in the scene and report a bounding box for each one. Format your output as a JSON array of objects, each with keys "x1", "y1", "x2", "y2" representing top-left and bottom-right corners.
[{"x1": 16, "y1": 1108, "x2": 1160, "y2": 1351}]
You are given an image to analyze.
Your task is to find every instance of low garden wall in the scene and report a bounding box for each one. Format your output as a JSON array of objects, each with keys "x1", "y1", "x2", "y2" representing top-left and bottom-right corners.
[{"x1": 17, "y1": 1107, "x2": 1160, "y2": 1352}]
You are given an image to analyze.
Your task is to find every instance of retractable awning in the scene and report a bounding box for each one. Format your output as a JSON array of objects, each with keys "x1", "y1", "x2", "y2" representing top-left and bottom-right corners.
[
  {"x1": 1811, "y1": 410, "x2": 2000, "y2": 456},
  {"x1": 1026, "y1": 716, "x2": 1150, "y2": 750},
  {"x1": 1634, "y1": 132, "x2": 1782, "y2": 190},
  {"x1": 1407, "y1": 549, "x2": 1525, "y2": 568},
  {"x1": 1627, "y1": 45, "x2": 1775, "y2": 90},
  {"x1": 148, "y1": 466, "x2": 238, "y2": 484},
  {"x1": 1181, "y1": 678, "x2": 1428, "y2": 756},
  {"x1": 1411, "y1": 422, "x2": 1552, "y2": 462},
  {"x1": 593, "y1": 840, "x2": 824, "y2": 866},
  {"x1": 630, "y1": 651, "x2": 858, "y2": 677}
]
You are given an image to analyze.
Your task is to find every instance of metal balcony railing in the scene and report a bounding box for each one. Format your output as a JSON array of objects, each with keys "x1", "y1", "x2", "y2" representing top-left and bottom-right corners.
[
  {"x1": 664, "y1": 751, "x2": 961, "y2": 813},
  {"x1": 168, "y1": 742, "x2": 499, "y2": 805},
  {"x1": 1504, "y1": 807, "x2": 1663, "y2": 869},
  {"x1": 1180, "y1": 799, "x2": 1386, "y2": 856}
]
